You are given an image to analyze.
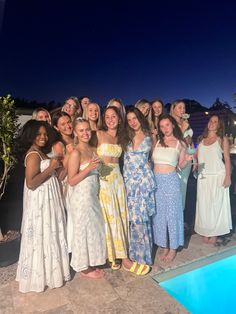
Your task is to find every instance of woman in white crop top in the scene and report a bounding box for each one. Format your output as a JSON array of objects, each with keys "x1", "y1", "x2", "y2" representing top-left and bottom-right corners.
[{"x1": 152, "y1": 115, "x2": 192, "y2": 263}]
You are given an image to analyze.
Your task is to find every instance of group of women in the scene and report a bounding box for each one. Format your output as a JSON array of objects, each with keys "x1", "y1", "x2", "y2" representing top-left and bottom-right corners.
[{"x1": 16, "y1": 97, "x2": 232, "y2": 293}]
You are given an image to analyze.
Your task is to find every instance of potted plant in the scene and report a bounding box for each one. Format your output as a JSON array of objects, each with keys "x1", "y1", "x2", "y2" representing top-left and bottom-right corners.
[{"x1": 0, "y1": 94, "x2": 21, "y2": 267}]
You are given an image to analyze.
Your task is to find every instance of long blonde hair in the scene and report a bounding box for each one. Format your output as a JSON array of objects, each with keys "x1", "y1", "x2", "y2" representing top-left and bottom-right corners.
[
  {"x1": 82, "y1": 102, "x2": 102, "y2": 130},
  {"x1": 32, "y1": 107, "x2": 52, "y2": 124},
  {"x1": 170, "y1": 99, "x2": 185, "y2": 118},
  {"x1": 135, "y1": 99, "x2": 154, "y2": 130}
]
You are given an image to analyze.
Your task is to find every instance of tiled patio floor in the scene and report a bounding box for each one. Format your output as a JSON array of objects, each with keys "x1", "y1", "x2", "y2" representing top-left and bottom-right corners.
[{"x1": 1, "y1": 233, "x2": 236, "y2": 314}]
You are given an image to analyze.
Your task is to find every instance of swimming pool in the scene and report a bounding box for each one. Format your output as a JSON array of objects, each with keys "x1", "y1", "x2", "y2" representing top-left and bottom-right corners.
[{"x1": 153, "y1": 247, "x2": 236, "y2": 314}]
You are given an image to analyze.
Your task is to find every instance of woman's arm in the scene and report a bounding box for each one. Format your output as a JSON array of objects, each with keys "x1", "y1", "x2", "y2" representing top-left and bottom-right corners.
[
  {"x1": 96, "y1": 130, "x2": 103, "y2": 145},
  {"x1": 222, "y1": 136, "x2": 231, "y2": 188},
  {"x1": 67, "y1": 149, "x2": 100, "y2": 186},
  {"x1": 178, "y1": 142, "x2": 192, "y2": 169},
  {"x1": 52, "y1": 141, "x2": 68, "y2": 181},
  {"x1": 53, "y1": 141, "x2": 65, "y2": 160},
  {"x1": 25, "y1": 153, "x2": 60, "y2": 190},
  {"x1": 181, "y1": 120, "x2": 190, "y2": 133}
]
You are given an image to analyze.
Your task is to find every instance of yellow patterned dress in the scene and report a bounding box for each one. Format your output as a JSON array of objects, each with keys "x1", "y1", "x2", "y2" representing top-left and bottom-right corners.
[{"x1": 97, "y1": 143, "x2": 129, "y2": 263}]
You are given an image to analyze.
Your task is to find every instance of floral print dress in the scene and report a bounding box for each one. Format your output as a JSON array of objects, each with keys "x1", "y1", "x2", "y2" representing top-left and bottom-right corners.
[
  {"x1": 123, "y1": 136, "x2": 156, "y2": 265},
  {"x1": 97, "y1": 144, "x2": 129, "y2": 263}
]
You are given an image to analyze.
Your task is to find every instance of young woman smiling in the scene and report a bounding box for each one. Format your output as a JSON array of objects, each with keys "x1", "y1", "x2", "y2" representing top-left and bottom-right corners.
[
  {"x1": 83, "y1": 102, "x2": 102, "y2": 131},
  {"x1": 16, "y1": 120, "x2": 70, "y2": 292},
  {"x1": 67, "y1": 118, "x2": 106, "y2": 279}
]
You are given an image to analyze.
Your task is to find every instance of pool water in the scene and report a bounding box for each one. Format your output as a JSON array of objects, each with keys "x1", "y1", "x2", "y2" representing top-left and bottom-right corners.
[{"x1": 159, "y1": 254, "x2": 236, "y2": 314}]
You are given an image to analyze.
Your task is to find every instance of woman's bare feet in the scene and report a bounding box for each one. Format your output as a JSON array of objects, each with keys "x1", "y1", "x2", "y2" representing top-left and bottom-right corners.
[
  {"x1": 158, "y1": 248, "x2": 169, "y2": 262},
  {"x1": 95, "y1": 268, "x2": 105, "y2": 275},
  {"x1": 203, "y1": 236, "x2": 210, "y2": 244},
  {"x1": 122, "y1": 258, "x2": 133, "y2": 269},
  {"x1": 208, "y1": 236, "x2": 217, "y2": 245},
  {"x1": 164, "y1": 249, "x2": 177, "y2": 263},
  {"x1": 202, "y1": 236, "x2": 217, "y2": 245},
  {"x1": 80, "y1": 267, "x2": 104, "y2": 279}
]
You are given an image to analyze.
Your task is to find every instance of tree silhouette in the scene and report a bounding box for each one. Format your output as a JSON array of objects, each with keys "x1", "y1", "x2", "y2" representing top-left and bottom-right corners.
[
  {"x1": 13, "y1": 97, "x2": 62, "y2": 110},
  {"x1": 209, "y1": 97, "x2": 232, "y2": 112}
]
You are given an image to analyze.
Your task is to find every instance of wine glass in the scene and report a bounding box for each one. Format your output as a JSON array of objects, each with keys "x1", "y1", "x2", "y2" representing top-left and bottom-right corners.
[{"x1": 92, "y1": 152, "x2": 106, "y2": 179}]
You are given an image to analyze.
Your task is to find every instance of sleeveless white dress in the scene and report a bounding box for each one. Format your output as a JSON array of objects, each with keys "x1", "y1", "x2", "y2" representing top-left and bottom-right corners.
[
  {"x1": 16, "y1": 151, "x2": 70, "y2": 293},
  {"x1": 68, "y1": 163, "x2": 107, "y2": 272},
  {"x1": 195, "y1": 140, "x2": 232, "y2": 236}
]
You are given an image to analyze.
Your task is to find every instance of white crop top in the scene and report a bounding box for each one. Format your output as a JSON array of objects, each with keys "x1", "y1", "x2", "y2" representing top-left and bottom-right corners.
[{"x1": 152, "y1": 141, "x2": 180, "y2": 167}]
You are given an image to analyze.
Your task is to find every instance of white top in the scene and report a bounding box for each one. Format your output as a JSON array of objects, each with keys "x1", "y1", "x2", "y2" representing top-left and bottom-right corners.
[
  {"x1": 198, "y1": 140, "x2": 225, "y2": 174},
  {"x1": 152, "y1": 141, "x2": 180, "y2": 167}
]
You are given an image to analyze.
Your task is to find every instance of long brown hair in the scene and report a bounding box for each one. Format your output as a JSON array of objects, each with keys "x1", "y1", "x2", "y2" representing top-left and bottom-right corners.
[
  {"x1": 123, "y1": 107, "x2": 151, "y2": 150},
  {"x1": 102, "y1": 106, "x2": 124, "y2": 145},
  {"x1": 198, "y1": 114, "x2": 225, "y2": 143},
  {"x1": 158, "y1": 114, "x2": 184, "y2": 147},
  {"x1": 151, "y1": 99, "x2": 164, "y2": 127}
]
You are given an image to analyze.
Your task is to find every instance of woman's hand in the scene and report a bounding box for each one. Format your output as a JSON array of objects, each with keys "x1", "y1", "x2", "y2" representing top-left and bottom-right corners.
[
  {"x1": 152, "y1": 129, "x2": 158, "y2": 136},
  {"x1": 192, "y1": 162, "x2": 198, "y2": 172},
  {"x1": 185, "y1": 153, "x2": 193, "y2": 162},
  {"x1": 49, "y1": 158, "x2": 62, "y2": 172},
  {"x1": 181, "y1": 120, "x2": 189, "y2": 133},
  {"x1": 223, "y1": 175, "x2": 231, "y2": 188},
  {"x1": 66, "y1": 143, "x2": 74, "y2": 154},
  {"x1": 87, "y1": 156, "x2": 101, "y2": 171}
]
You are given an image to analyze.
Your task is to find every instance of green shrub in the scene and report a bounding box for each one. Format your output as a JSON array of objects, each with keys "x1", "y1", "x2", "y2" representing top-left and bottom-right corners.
[{"x1": 0, "y1": 95, "x2": 19, "y2": 200}]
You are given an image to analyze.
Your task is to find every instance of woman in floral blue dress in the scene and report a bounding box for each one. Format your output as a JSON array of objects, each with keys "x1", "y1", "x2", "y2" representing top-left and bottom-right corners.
[{"x1": 123, "y1": 107, "x2": 156, "y2": 267}]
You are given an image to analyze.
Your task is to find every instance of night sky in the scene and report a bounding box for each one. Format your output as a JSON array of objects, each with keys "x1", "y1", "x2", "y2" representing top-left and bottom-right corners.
[{"x1": 1, "y1": 0, "x2": 236, "y2": 109}]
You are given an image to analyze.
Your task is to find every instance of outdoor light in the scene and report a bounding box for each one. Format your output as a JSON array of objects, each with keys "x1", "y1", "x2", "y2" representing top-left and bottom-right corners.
[
  {"x1": 234, "y1": 120, "x2": 236, "y2": 125},
  {"x1": 205, "y1": 111, "x2": 209, "y2": 115}
]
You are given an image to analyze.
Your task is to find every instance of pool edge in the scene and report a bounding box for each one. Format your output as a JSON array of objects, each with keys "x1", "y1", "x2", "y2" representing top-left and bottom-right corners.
[{"x1": 152, "y1": 245, "x2": 236, "y2": 283}]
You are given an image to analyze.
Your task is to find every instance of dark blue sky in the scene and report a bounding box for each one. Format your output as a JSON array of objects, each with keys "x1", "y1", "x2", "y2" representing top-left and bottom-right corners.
[{"x1": 1, "y1": 0, "x2": 236, "y2": 109}]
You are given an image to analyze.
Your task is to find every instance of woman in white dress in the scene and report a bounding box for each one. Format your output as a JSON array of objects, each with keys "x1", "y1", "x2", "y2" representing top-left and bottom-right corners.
[
  {"x1": 67, "y1": 118, "x2": 106, "y2": 279},
  {"x1": 194, "y1": 115, "x2": 232, "y2": 244},
  {"x1": 16, "y1": 120, "x2": 70, "y2": 293}
]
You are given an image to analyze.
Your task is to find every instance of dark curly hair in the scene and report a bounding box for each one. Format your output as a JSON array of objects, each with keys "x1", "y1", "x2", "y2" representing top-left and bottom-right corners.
[{"x1": 18, "y1": 120, "x2": 59, "y2": 155}]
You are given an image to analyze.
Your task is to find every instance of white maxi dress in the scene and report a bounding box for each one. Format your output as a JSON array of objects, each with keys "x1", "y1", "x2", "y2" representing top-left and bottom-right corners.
[
  {"x1": 195, "y1": 140, "x2": 232, "y2": 237},
  {"x1": 16, "y1": 152, "x2": 70, "y2": 293},
  {"x1": 68, "y1": 163, "x2": 107, "y2": 272}
]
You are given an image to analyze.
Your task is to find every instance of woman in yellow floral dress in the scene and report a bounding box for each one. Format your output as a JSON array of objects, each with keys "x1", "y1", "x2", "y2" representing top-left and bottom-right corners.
[{"x1": 97, "y1": 106, "x2": 149, "y2": 275}]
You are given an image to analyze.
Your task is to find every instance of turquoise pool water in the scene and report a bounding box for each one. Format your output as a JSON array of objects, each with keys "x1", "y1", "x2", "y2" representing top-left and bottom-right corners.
[{"x1": 159, "y1": 254, "x2": 236, "y2": 314}]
